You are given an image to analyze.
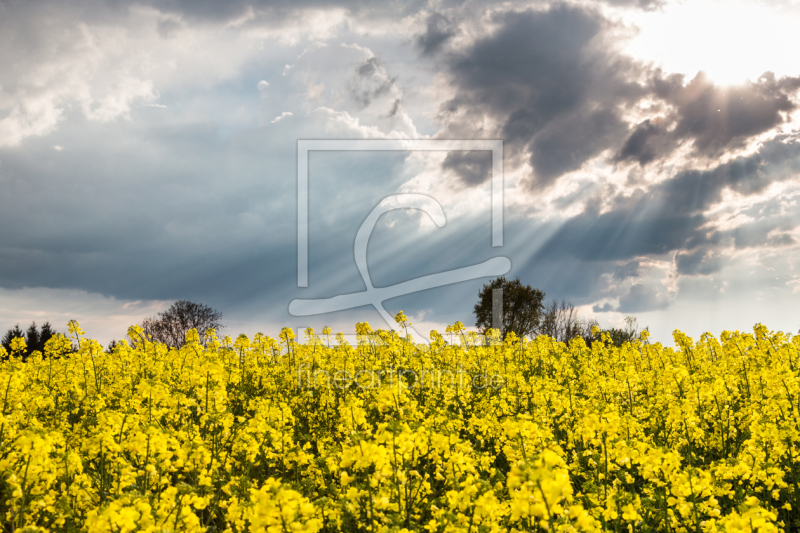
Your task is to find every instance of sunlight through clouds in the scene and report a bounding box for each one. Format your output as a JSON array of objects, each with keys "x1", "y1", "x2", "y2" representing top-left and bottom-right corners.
[
  {"x1": 1, "y1": 0, "x2": 800, "y2": 343},
  {"x1": 624, "y1": 0, "x2": 800, "y2": 85}
]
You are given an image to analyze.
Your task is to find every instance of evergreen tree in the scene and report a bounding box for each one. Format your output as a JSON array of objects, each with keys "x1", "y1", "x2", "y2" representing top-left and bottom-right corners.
[
  {"x1": 38, "y1": 322, "x2": 55, "y2": 352},
  {"x1": 26, "y1": 322, "x2": 40, "y2": 353},
  {"x1": 2, "y1": 321, "x2": 57, "y2": 358},
  {"x1": 1, "y1": 324, "x2": 26, "y2": 355}
]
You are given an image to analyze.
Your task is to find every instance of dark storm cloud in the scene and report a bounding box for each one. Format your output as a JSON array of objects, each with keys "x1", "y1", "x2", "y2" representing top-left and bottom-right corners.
[
  {"x1": 618, "y1": 72, "x2": 800, "y2": 164},
  {"x1": 0, "y1": 117, "x2": 299, "y2": 308},
  {"x1": 538, "y1": 135, "x2": 800, "y2": 262},
  {"x1": 438, "y1": 4, "x2": 646, "y2": 188},
  {"x1": 415, "y1": 12, "x2": 456, "y2": 56},
  {"x1": 441, "y1": 151, "x2": 491, "y2": 186},
  {"x1": 435, "y1": 4, "x2": 800, "y2": 187},
  {"x1": 660, "y1": 72, "x2": 800, "y2": 154},
  {"x1": 592, "y1": 302, "x2": 614, "y2": 313},
  {"x1": 529, "y1": 109, "x2": 627, "y2": 186},
  {"x1": 615, "y1": 119, "x2": 674, "y2": 166},
  {"x1": 0, "y1": 118, "x2": 427, "y2": 316},
  {"x1": 3, "y1": 0, "x2": 800, "y2": 338}
]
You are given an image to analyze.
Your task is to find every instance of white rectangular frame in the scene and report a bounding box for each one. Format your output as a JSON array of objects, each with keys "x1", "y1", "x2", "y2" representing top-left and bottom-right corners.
[{"x1": 297, "y1": 139, "x2": 504, "y2": 287}]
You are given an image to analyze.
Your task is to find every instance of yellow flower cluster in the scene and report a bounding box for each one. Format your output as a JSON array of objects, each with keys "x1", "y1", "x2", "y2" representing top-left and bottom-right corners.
[{"x1": 0, "y1": 319, "x2": 798, "y2": 532}]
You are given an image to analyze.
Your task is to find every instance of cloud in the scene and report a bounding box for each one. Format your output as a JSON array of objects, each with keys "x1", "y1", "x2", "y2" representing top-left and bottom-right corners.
[
  {"x1": 2, "y1": 0, "x2": 800, "y2": 345},
  {"x1": 593, "y1": 302, "x2": 615, "y2": 312},
  {"x1": 347, "y1": 57, "x2": 397, "y2": 108},
  {"x1": 528, "y1": 108, "x2": 626, "y2": 187},
  {"x1": 157, "y1": 18, "x2": 182, "y2": 39},
  {"x1": 386, "y1": 99, "x2": 402, "y2": 118},
  {"x1": 729, "y1": 217, "x2": 798, "y2": 249},
  {"x1": 83, "y1": 76, "x2": 159, "y2": 122},
  {"x1": 261, "y1": 40, "x2": 420, "y2": 137},
  {"x1": 674, "y1": 247, "x2": 724, "y2": 276},
  {"x1": 603, "y1": 0, "x2": 664, "y2": 8},
  {"x1": 436, "y1": 4, "x2": 800, "y2": 191},
  {"x1": 441, "y1": 150, "x2": 491, "y2": 186},
  {"x1": 537, "y1": 134, "x2": 800, "y2": 264},
  {"x1": 612, "y1": 260, "x2": 640, "y2": 281},
  {"x1": 664, "y1": 72, "x2": 800, "y2": 154},
  {"x1": 141, "y1": 0, "x2": 428, "y2": 25},
  {"x1": 618, "y1": 71, "x2": 800, "y2": 164},
  {"x1": 271, "y1": 111, "x2": 293, "y2": 123},
  {"x1": 437, "y1": 4, "x2": 646, "y2": 188},
  {"x1": 415, "y1": 12, "x2": 456, "y2": 56},
  {"x1": 615, "y1": 119, "x2": 674, "y2": 165},
  {"x1": 617, "y1": 283, "x2": 670, "y2": 312},
  {"x1": 0, "y1": 286, "x2": 169, "y2": 345},
  {"x1": 0, "y1": 1, "x2": 266, "y2": 147}
]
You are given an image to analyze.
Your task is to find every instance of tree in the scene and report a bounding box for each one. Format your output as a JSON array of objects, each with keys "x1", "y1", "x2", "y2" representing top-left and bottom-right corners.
[
  {"x1": 474, "y1": 277, "x2": 546, "y2": 339},
  {"x1": 1, "y1": 324, "x2": 25, "y2": 354},
  {"x1": 141, "y1": 300, "x2": 224, "y2": 348},
  {"x1": 594, "y1": 316, "x2": 648, "y2": 347},
  {"x1": 25, "y1": 323, "x2": 40, "y2": 354},
  {"x1": 538, "y1": 299, "x2": 584, "y2": 343},
  {"x1": 1, "y1": 321, "x2": 55, "y2": 359},
  {"x1": 38, "y1": 322, "x2": 56, "y2": 352}
]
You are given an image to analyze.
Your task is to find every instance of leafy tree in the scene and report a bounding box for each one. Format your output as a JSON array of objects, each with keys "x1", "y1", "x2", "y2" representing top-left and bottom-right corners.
[
  {"x1": 141, "y1": 300, "x2": 224, "y2": 348},
  {"x1": 474, "y1": 277, "x2": 546, "y2": 339}
]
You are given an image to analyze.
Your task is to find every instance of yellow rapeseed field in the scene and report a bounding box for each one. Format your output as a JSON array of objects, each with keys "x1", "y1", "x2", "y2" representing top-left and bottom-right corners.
[{"x1": 0, "y1": 315, "x2": 798, "y2": 532}]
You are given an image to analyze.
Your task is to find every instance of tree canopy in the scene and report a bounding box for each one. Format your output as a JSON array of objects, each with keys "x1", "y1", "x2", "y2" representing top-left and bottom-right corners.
[
  {"x1": 474, "y1": 276, "x2": 546, "y2": 339},
  {"x1": 141, "y1": 300, "x2": 224, "y2": 348}
]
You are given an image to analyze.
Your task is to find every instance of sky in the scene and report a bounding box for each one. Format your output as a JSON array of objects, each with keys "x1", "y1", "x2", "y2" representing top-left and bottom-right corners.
[{"x1": 1, "y1": 0, "x2": 800, "y2": 345}]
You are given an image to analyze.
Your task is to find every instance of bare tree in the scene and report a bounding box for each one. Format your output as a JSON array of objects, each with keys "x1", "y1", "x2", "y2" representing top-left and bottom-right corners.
[
  {"x1": 587, "y1": 316, "x2": 649, "y2": 347},
  {"x1": 141, "y1": 300, "x2": 223, "y2": 348},
  {"x1": 538, "y1": 299, "x2": 584, "y2": 343}
]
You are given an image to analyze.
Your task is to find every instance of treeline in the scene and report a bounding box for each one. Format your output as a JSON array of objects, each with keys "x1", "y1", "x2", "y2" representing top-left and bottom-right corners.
[
  {"x1": 2, "y1": 301, "x2": 226, "y2": 362},
  {"x1": 475, "y1": 276, "x2": 648, "y2": 346},
  {"x1": 1, "y1": 322, "x2": 56, "y2": 360},
  {"x1": 3, "y1": 287, "x2": 645, "y2": 361}
]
